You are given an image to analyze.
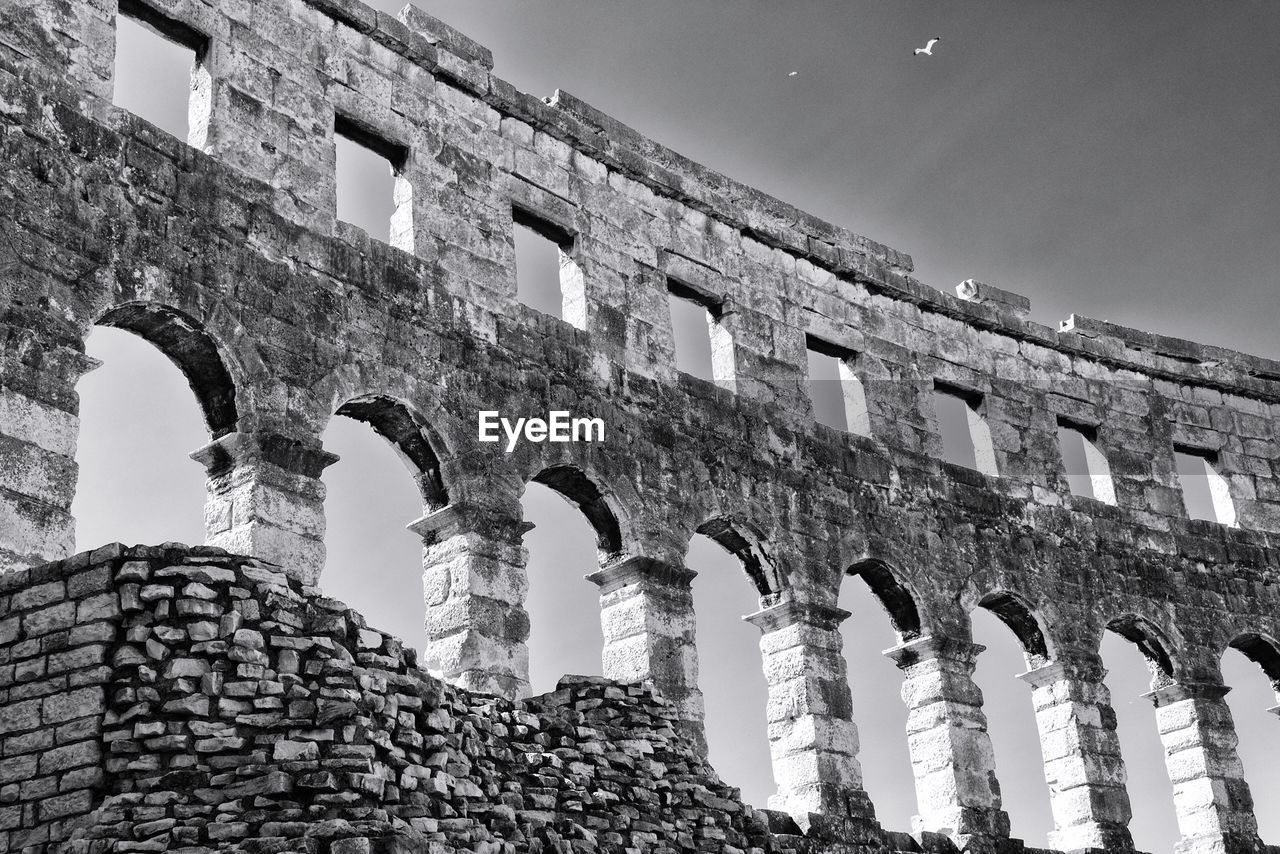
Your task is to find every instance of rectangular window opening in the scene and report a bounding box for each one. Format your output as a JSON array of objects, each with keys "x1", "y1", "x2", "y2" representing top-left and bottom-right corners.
[
  {"x1": 1057, "y1": 419, "x2": 1115, "y2": 504},
  {"x1": 667, "y1": 279, "x2": 723, "y2": 383},
  {"x1": 113, "y1": 2, "x2": 207, "y2": 142},
  {"x1": 512, "y1": 207, "x2": 583, "y2": 326},
  {"x1": 805, "y1": 335, "x2": 870, "y2": 435},
  {"x1": 933, "y1": 382, "x2": 997, "y2": 476},
  {"x1": 334, "y1": 115, "x2": 407, "y2": 245},
  {"x1": 1174, "y1": 445, "x2": 1236, "y2": 526}
]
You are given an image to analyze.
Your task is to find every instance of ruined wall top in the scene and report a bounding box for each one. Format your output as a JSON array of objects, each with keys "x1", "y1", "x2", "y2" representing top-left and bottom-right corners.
[
  {"x1": 281, "y1": 1, "x2": 1280, "y2": 395},
  {"x1": 303, "y1": 2, "x2": 1262, "y2": 394},
  {"x1": 312, "y1": 2, "x2": 1278, "y2": 391},
  {"x1": 8, "y1": 0, "x2": 1279, "y2": 395}
]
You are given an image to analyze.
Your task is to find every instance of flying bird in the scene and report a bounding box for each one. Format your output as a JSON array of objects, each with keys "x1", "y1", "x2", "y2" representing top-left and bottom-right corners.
[
  {"x1": 914, "y1": 37, "x2": 940, "y2": 56},
  {"x1": 788, "y1": 71, "x2": 798, "y2": 77}
]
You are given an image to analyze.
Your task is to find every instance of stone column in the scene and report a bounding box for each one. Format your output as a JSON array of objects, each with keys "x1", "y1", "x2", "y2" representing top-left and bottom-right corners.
[
  {"x1": 191, "y1": 431, "x2": 336, "y2": 584},
  {"x1": 885, "y1": 635, "x2": 1011, "y2": 848},
  {"x1": 0, "y1": 326, "x2": 99, "y2": 572},
  {"x1": 744, "y1": 600, "x2": 876, "y2": 830},
  {"x1": 1020, "y1": 654, "x2": 1135, "y2": 852},
  {"x1": 1146, "y1": 681, "x2": 1261, "y2": 854},
  {"x1": 411, "y1": 504, "x2": 531, "y2": 700},
  {"x1": 587, "y1": 556, "x2": 704, "y2": 752}
]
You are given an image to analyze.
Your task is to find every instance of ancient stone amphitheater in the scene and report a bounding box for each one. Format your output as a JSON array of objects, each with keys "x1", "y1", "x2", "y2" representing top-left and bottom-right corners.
[{"x1": 0, "y1": 2, "x2": 1277, "y2": 853}]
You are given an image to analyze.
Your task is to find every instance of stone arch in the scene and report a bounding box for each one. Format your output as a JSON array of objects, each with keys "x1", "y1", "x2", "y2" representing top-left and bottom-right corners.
[
  {"x1": 96, "y1": 301, "x2": 238, "y2": 437},
  {"x1": 1106, "y1": 613, "x2": 1177, "y2": 685},
  {"x1": 846, "y1": 558, "x2": 922, "y2": 640},
  {"x1": 334, "y1": 394, "x2": 448, "y2": 510},
  {"x1": 963, "y1": 590, "x2": 1058, "y2": 840},
  {"x1": 530, "y1": 463, "x2": 625, "y2": 560},
  {"x1": 976, "y1": 589, "x2": 1051, "y2": 666},
  {"x1": 694, "y1": 516, "x2": 781, "y2": 599},
  {"x1": 1219, "y1": 630, "x2": 1280, "y2": 842},
  {"x1": 1227, "y1": 632, "x2": 1280, "y2": 691}
]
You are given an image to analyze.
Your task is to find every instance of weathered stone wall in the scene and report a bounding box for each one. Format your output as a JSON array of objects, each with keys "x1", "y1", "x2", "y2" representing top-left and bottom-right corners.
[
  {"x1": 0, "y1": 544, "x2": 924, "y2": 854},
  {"x1": 1, "y1": 1, "x2": 1279, "y2": 852},
  {"x1": 0, "y1": 547, "x2": 119, "y2": 850}
]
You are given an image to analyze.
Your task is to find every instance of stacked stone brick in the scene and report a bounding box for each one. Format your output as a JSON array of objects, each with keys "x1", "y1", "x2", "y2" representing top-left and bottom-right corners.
[
  {"x1": 2, "y1": 545, "x2": 907, "y2": 854},
  {"x1": 0, "y1": 545, "x2": 122, "y2": 850}
]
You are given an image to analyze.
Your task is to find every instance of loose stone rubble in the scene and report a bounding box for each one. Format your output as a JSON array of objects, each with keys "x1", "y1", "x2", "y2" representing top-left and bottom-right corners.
[{"x1": 0, "y1": 544, "x2": 933, "y2": 854}]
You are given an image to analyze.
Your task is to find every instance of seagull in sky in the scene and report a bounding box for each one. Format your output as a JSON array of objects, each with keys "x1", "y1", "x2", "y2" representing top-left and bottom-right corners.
[{"x1": 914, "y1": 37, "x2": 940, "y2": 56}]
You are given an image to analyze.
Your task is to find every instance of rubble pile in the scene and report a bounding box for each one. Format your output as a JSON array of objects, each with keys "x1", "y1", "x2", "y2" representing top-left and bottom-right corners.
[{"x1": 1, "y1": 546, "x2": 832, "y2": 854}]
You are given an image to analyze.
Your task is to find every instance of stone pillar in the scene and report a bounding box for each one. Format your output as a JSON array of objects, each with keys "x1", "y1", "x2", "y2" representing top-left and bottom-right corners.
[
  {"x1": 744, "y1": 600, "x2": 875, "y2": 829},
  {"x1": 412, "y1": 504, "x2": 531, "y2": 700},
  {"x1": 885, "y1": 635, "x2": 1011, "y2": 847},
  {"x1": 191, "y1": 431, "x2": 336, "y2": 584},
  {"x1": 1020, "y1": 654, "x2": 1135, "y2": 852},
  {"x1": 1146, "y1": 681, "x2": 1261, "y2": 854},
  {"x1": 0, "y1": 326, "x2": 99, "y2": 572},
  {"x1": 586, "y1": 556, "x2": 704, "y2": 752}
]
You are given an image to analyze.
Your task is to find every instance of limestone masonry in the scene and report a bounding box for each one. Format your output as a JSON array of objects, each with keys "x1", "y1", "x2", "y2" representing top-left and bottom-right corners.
[{"x1": 0, "y1": 1, "x2": 1277, "y2": 853}]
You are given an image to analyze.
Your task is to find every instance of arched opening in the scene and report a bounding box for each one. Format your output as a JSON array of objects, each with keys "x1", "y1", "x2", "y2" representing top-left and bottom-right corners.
[
  {"x1": 320, "y1": 397, "x2": 446, "y2": 654},
  {"x1": 98, "y1": 303, "x2": 237, "y2": 437},
  {"x1": 1230, "y1": 633, "x2": 1280, "y2": 687},
  {"x1": 1108, "y1": 615, "x2": 1176, "y2": 683},
  {"x1": 1100, "y1": 618, "x2": 1179, "y2": 854},
  {"x1": 531, "y1": 464, "x2": 623, "y2": 560},
  {"x1": 336, "y1": 396, "x2": 446, "y2": 509},
  {"x1": 1223, "y1": 634, "x2": 1280, "y2": 840},
  {"x1": 73, "y1": 304, "x2": 238, "y2": 550},
  {"x1": 689, "y1": 524, "x2": 774, "y2": 806},
  {"x1": 847, "y1": 559, "x2": 921, "y2": 640},
  {"x1": 838, "y1": 562, "x2": 917, "y2": 831},
  {"x1": 978, "y1": 591, "x2": 1050, "y2": 667},
  {"x1": 969, "y1": 599, "x2": 1055, "y2": 845},
  {"x1": 695, "y1": 516, "x2": 780, "y2": 601},
  {"x1": 523, "y1": 466, "x2": 622, "y2": 693}
]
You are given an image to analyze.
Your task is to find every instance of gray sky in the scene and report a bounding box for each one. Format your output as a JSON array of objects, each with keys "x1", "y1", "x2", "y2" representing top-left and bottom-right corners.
[{"x1": 86, "y1": 4, "x2": 1280, "y2": 850}]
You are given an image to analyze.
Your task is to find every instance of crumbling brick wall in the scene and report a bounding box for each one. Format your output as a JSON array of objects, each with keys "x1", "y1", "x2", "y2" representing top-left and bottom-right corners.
[
  {"x1": 1, "y1": 1, "x2": 1278, "y2": 852},
  {"x1": 0, "y1": 545, "x2": 889, "y2": 854},
  {"x1": 0, "y1": 548, "x2": 121, "y2": 850}
]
